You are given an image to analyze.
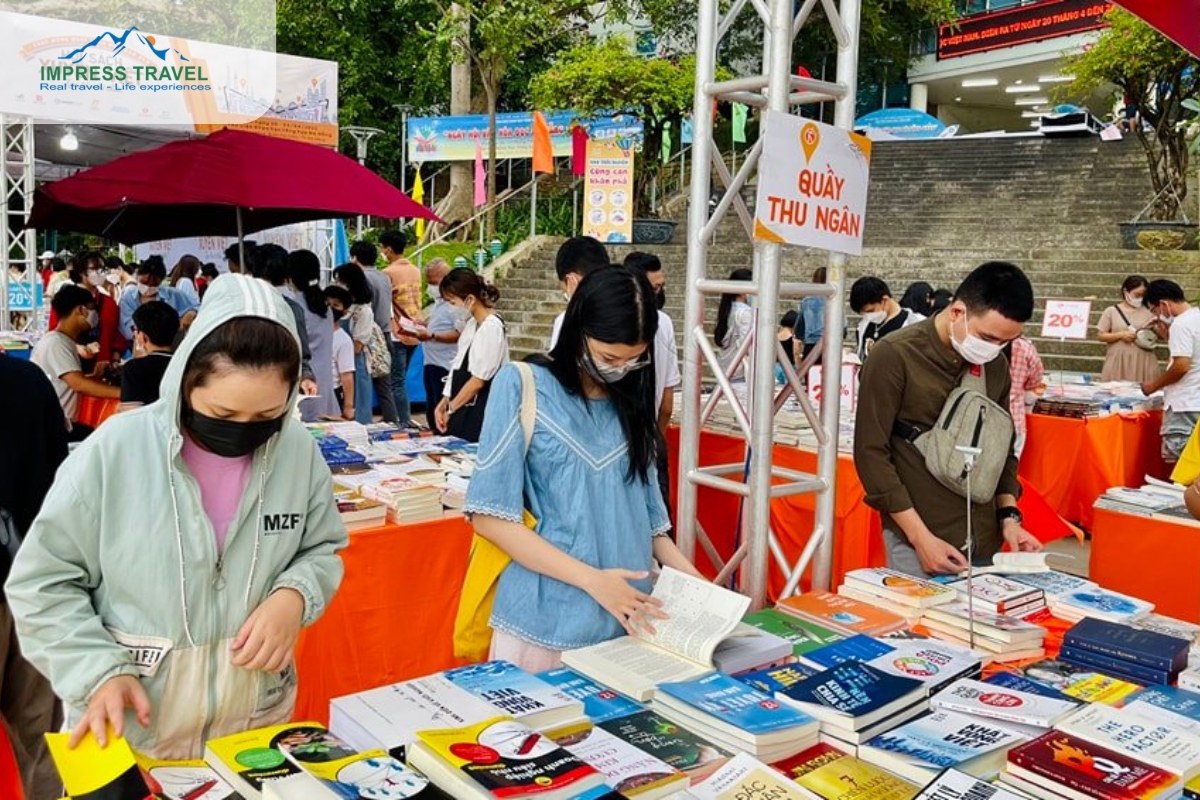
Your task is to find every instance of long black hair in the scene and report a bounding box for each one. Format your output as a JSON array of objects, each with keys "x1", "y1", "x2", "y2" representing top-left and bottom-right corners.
[
  {"x1": 547, "y1": 265, "x2": 658, "y2": 483},
  {"x1": 333, "y1": 263, "x2": 374, "y2": 306},
  {"x1": 287, "y1": 250, "x2": 329, "y2": 317},
  {"x1": 714, "y1": 268, "x2": 752, "y2": 347}
]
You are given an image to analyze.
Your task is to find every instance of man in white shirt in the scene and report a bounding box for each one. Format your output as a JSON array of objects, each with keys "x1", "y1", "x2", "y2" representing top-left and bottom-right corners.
[
  {"x1": 415, "y1": 258, "x2": 463, "y2": 431},
  {"x1": 1143, "y1": 279, "x2": 1200, "y2": 462},
  {"x1": 31, "y1": 285, "x2": 120, "y2": 440},
  {"x1": 548, "y1": 236, "x2": 610, "y2": 350},
  {"x1": 624, "y1": 252, "x2": 682, "y2": 533}
]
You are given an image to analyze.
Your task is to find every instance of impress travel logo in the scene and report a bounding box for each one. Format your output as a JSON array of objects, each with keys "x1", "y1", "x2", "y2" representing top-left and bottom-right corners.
[{"x1": 39, "y1": 25, "x2": 212, "y2": 92}]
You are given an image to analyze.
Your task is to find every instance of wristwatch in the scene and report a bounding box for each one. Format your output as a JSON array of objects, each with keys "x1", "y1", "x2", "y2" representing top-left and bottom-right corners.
[{"x1": 996, "y1": 506, "x2": 1023, "y2": 526}]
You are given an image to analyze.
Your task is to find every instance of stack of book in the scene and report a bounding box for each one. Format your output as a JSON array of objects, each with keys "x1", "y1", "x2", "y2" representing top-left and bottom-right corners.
[
  {"x1": 1133, "y1": 613, "x2": 1200, "y2": 659},
  {"x1": 774, "y1": 742, "x2": 919, "y2": 800},
  {"x1": 1001, "y1": 730, "x2": 1183, "y2": 800},
  {"x1": 920, "y1": 603, "x2": 1048, "y2": 662},
  {"x1": 797, "y1": 634, "x2": 895, "y2": 671},
  {"x1": 858, "y1": 708, "x2": 1029, "y2": 784},
  {"x1": 1017, "y1": 659, "x2": 1142, "y2": 704},
  {"x1": 931, "y1": 677, "x2": 1078, "y2": 733},
  {"x1": 1054, "y1": 704, "x2": 1200, "y2": 782},
  {"x1": 772, "y1": 661, "x2": 929, "y2": 749},
  {"x1": 332, "y1": 493, "x2": 388, "y2": 531},
  {"x1": 359, "y1": 475, "x2": 445, "y2": 524},
  {"x1": 652, "y1": 671, "x2": 820, "y2": 762},
  {"x1": 1059, "y1": 617, "x2": 1191, "y2": 687},
  {"x1": 948, "y1": 574, "x2": 1047, "y2": 618},
  {"x1": 864, "y1": 639, "x2": 983, "y2": 696},
  {"x1": 1094, "y1": 484, "x2": 1187, "y2": 517},
  {"x1": 838, "y1": 568, "x2": 959, "y2": 621},
  {"x1": 741, "y1": 608, "x2": 845, "y2": 660},
  {"x1": 441, "y1": 661, "x2": 587, "y2": 732},
  {"x1": 1004, "y1": 570, "x2": 1098, "y2": 602},
  {"x1": 598, "y1": 709, "x2": 732, "y2": 786},
  {"x1": 775, "y1": 590, "x2": 908, "y2": 637},
  {"x1": 1050, "y1": 588, "x2": 1155, "y2": 625}
]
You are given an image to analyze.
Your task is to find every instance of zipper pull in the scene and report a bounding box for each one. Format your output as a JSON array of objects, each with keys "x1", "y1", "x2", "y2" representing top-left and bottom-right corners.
[{"x1": 213, "y1": 557, "x2": 226, "y2": 590}]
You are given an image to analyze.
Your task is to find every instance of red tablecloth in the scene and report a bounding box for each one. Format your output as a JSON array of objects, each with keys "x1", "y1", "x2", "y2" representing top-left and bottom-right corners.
[
  {"x1": 1019, "y1": 411, "x2": 1168, "y2": 530},
  {"x1": 1091, "y1": 506, "x2": 1200, "y2": 623},
  {"x1": 75, "y1": 395, "x2": 119, "y2": 428},
  {"x1": 292, "y1": 517, "x2": 475, "y2": 724}
]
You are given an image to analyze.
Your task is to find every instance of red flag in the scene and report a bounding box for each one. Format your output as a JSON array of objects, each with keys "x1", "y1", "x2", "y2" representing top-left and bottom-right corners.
[
  {"x1": 532, "y1": 111, "x2": 554, "y2": 175},
  {"x1": 1112, "y1": 0, "x2": 1199, "y2": 56},
  {"x1": 571, "y1": 126, "x2": 588, "y2": 177}
]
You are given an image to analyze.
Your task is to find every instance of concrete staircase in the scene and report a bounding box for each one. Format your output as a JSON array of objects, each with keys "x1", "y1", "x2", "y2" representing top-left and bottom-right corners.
[{"x1": 494, "y1": 136, "x2": 1200, "y2": 374}]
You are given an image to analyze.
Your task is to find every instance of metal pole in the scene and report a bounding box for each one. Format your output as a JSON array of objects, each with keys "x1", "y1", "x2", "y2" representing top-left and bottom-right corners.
[
  {"x1": 530, "y1": 176, "x2": 538, "y2": 238},
  {"x1": 237, "y1": 207, "x2": 246, "y2": 270},
  {"x1": 400, "y1": 109, "x2": 409, "y2": 195},
  {"x1": 811, "y1": 0, "x2": 861, "y2": 592}
]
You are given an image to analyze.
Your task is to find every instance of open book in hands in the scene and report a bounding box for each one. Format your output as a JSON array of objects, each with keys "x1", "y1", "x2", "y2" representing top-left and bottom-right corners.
[{"x1": 560, "y1": 567, "x2": 751, "y2": 702}]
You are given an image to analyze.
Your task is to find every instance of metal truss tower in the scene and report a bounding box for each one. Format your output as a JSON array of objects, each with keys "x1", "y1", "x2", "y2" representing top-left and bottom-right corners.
[
  {"x1": 1, "y1": 116, "x2": 37, "y2": 331},
  {"x1": 676, "y1": 0, "x2": 861, "y2": 605}
]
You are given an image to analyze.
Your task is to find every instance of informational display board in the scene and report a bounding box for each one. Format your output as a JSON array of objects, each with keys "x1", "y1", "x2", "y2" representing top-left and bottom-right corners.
[
  {"x1": 937, "y1": 0, "x2": 1109, "y2": 60},
  {"x1": 1041, "y1": 299, "x2": 1091, "y2": 340},
  {"x1": 754, "y1": 111, "x2": 871, "y2": 256},
  {"x1": 581, "y1": 138, "x2": 635, "y2": 244}
]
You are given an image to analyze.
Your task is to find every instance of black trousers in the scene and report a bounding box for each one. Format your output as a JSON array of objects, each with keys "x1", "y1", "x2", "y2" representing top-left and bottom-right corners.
[{"x1": 423, "y1": 364, "x2": 449, "y2": 432}]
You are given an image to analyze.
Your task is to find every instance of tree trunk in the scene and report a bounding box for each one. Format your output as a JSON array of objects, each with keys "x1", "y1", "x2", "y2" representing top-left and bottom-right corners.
[
  {"x1": 432, "y1": 3, "x2": 474, "y2": 241},
  {"x1": 485, "y1": 77, "x2": 499, "y2": 240},
  {"x1": 1139, "y1": 126, "x2": 1189, "y2": 220}
]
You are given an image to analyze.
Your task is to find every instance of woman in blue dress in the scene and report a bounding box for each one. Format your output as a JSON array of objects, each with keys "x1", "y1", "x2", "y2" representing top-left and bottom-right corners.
[{"x1": 463, "y1": 265, "x2": 702, "y2": 672}]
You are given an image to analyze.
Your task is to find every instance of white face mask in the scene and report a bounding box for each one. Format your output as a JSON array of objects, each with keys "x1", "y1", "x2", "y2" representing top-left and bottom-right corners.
[
  {"x1": 137, "y1": 282, "x2": 158, "y2": 297},
  {"x1": 105, "y1": 271, "x2": 121, "y2": 286},
  {"x1": 861, "y1": 310, "x2": 887, "y2": 327},
  {"x1": 85, "y1": 270, "x2": 104, "y2": 288},
  {"x1": 1125, "y1": 293, "x2": 1144, "y2": 308},
  {"x1": 1160, "y1": 313, "x2": 1175, "y2": 325},
  {"x1": 429, "y1": 284, "x2": 441, "y2": 300},
  {"x1": 451, "y1": 301, "x2": 472, "y2": 322},
  {"x1": 950, "y1": 313, "x2": 1004, "y2": 365}
]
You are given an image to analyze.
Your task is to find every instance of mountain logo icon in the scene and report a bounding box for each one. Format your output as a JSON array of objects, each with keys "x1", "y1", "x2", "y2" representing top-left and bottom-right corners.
[{"x1": 59, "y1": 27, "x2": 189, "y2": 64}]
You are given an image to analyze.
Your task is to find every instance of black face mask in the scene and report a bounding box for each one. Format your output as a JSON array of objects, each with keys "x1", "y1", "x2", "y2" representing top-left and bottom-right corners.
[
  {"x1": 182, "y1": 407, "x2": 285, "y2": 458},
  {"x1": 655, "y1": 287, "x2": 666, "y2": 311}
]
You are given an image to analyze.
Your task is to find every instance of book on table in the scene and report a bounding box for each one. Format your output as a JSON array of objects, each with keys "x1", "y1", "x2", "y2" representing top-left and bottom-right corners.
[
  {"x1": 1133, "y1": 614, "x2": 1200, "y2": 657},
  {"x1": 1050, "y1": 589, "x2": 1154, "y2": 625},
  {"x1": 741, "y1": 608, "x2": 845, "y2": 657},
  {"x1": 916, "y1": 767, "x2": 1031, "y2": 800},
  {"x1": 1056, "y1": 704, "x2": 1200, "y2": 781},
  {"x1": 134, "y1": 754, "x2": 243, "y2": 800},
  {"x1": 920, "y1": 603, "x2": 1047, "y2": 645},
  {"x1": 737, "y1": 662, "x2": 819, "y2": 695},
  {"x1": 330, "y1": 672, "x2": 500, "y2": 759},
  {"x1": 1123, "y1": 686, "x2": 1200, "y2": 736},
  {"x1": 598, "y1": 709, "x2": 732, "y2": 786},
  {"x1": 1063, "y1": 618, "x2": 1191, "y2": 675},
  {"x1": 1003, "y1": 570, "x2": 1098, "y2": 601},
  {"x1": 1002, "y1": 730, "x2": 1182, "y2": 800},
  {"x1": 442, "y1": 660, "x2": 586, "y2": 731},
  {"x1": 776, "y1": 591, "x2": 908, "y2": 637},
  {"x1": 836, "y1": 585, "x2": 925, "y2": 624},
  {"x1": 1058, "y1": 645, "x2": 1174, "y2": 687},
  {"x1": 772, "y1": 661, "x2": 928, "y2": 735},
  {"x1": 984, "y1": 672, "x2": 1079, "y2": 703},
  {"x1": 652, "y1": 671, "x2": 820, "y2": 761},
  {"x1": 773, "y1": 742, "x2": 919, "y2": 800},
  {"x1": 919, "y1": 625, "x2": 1045, "y2": 664},
  {"x1": 711, "y1": 622, "x2": 794, "y2": 675},
  {"x1": 930, "y1": 677, "x2": 1078, "y2": 729},
  {"x1": 560, "y1": 567, "x2": 751, "y2": 702},
  {"x1": 681, "y1": 751, "x2": 810, "y2": 800},
  {"x1": 841, "y1": 568, "x2": 960, "y2": 609},
  {"x1": 407, "y1": 716, "x2": 612, "y2": 799},
  {"x1": 1018, "y1": 659, "x2": 1141, "y2": 705},
  {"x1": 864, "y1": 640, "x2": 983, "y2": 696},
  {"x1": 857, "y1": 709, "x2": 1028, "y2": 785},
  {"x1": 798, "y1": 634, "x2": 895, "y2": 671},
  {"x1": 945, "y1": 575, "x2": 1045, "y2": 616},
  {"x1": 45, "y1": 732, "x2": 211, "y2": 800},
  {"x1": 334, "y1": 494, "x2": 389, "y2": 531},
  {"x1": 543, "y1": 722, "x2": 688, "y2": 800},
  {"x1": 535, "y1": 667, "x2": 644, "y2": 724}
]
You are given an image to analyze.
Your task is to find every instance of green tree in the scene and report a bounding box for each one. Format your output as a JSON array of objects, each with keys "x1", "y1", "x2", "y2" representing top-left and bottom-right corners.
[
  {"x1": 530, "y1": 39, "x2": 718, "y2": 216},
  {"x1": 434, "y1": 0, "x2": 623, "y2": 236},
  {"x1": 1068, "y1": 8, "x2": 1200, "y2": 220},
  {"x1": 276, "y1": 0, "x2": 449, "y2": 186}
]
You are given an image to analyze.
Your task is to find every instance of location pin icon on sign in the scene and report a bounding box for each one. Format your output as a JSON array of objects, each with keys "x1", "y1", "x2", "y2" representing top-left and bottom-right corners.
[{"x1": 800, "y1": 122, "x2": 820, "y2": 164}]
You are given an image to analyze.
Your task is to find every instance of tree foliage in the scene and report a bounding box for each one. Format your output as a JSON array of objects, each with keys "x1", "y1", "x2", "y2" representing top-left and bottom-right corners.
[
  {"x1": 530, "y1": 39, "x2": 721, "y2": 215},
  {"x1": 276, "y1": 0, "x2": 449, "y2": 185},
  {"x1": 1068, "y1": 8, "x2": 1200, "y2": 220}
]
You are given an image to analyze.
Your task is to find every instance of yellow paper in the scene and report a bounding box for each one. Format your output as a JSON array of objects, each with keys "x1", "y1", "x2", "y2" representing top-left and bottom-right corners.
[{"x1": 45, "y1": 729, "x2": 138, "y2": 795}]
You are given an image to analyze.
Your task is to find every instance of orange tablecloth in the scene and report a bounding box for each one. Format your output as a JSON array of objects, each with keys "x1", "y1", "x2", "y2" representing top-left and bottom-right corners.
[
  {"x1": 1091, "y1": 506, "x2": 1200, "y2": 623},
  {"x1": 75, "y1": 395, "x2": 119, "y2": 428},
  {"x1": 293, "y1": 516, "x2": 474, "y2": 724},
  {"x1": 1019, "y1": 411, "x2": 1168, "y2": 530}
]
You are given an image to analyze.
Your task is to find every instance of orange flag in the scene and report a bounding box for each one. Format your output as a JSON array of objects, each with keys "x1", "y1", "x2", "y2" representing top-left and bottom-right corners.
[{"x1": 532, "y1": 111, "x2": 554, "y2": 174}]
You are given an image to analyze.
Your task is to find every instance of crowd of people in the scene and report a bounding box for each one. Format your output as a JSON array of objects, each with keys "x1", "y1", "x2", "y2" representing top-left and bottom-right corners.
[{"x1": 5, "y1": 230, "x2": 1200, "y2": 799}]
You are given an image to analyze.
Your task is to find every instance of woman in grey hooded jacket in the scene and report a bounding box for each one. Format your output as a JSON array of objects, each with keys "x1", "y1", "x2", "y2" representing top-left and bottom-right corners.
[{"x1": 6, "y1": 274, "x2": 348, "y2": 760}]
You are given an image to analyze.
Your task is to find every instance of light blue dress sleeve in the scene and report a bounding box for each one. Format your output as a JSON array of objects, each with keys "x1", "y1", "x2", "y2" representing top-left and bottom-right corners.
[
  {"x1": 463, "y1": 364, "x2": 526, "y2": 525},
  {"x1": 645, "y1": 463, "x2": 672, "y2": 537},
  {"x1": 118, "y1": 291, "x2": 137, "y2": 340}
]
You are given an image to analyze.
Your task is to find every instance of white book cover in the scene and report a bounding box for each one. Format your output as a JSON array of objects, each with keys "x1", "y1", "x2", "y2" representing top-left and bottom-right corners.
[
  {"x1": 915, "y1": 767, "x2": 1031, "y2": 800},
  {"x1": 681, "y1": 752, "x2": 809, "y2": 800},
  {"x1": 921, "y1": 603, "x2": 1046, "y2": 643},
  {"x1": 1057, "y1": 703, "x2": 1200, "y2": 780},
  {"x1": 1051, "y1": 589, "x2": 1154, "y2": 623},
  {"x1": 930, "y1": 678, "x2": 1076, "y2": 727},
  {"x1": 329, "y1": 674, "x2": 498, "y2": 754},
  {"x1": 946, "y1": 575, "x2": 1041, "y2": 609},
  {"x1": 844, "y1": 568, "x2": 958, "y2": 608},
  {"x1": 866, "y1": 640, "x2": 982, "y2": 693},
  {"x1": 1001, "y1": 570, "x2": 1097, "y2": 600},
  {"x1": 860, "y1": 709, "x2": 1027, "y2": 780},
  {"x1": 442, "y1": 661, "x2": 583, "y2": 728},
  {"x1": 559, "y1": 725, "x2": 688, "y2": 799},
  {"x1": 1135, "y1": 614, "x2": 1200, "y2": 653}
]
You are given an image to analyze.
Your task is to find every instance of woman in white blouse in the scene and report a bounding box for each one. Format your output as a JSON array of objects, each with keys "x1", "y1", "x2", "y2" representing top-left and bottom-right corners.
[
  {"x1": 435, "y1": 268, "x2": 510, "y2": 441},
  {"x1": 715, "y1": 268, "x2": 753, "y2": 379}
]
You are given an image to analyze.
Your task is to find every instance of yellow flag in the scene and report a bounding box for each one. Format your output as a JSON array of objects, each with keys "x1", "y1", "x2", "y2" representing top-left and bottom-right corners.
[{"x1": 412, "y1": 167, "x2": 426, "y2": 241}]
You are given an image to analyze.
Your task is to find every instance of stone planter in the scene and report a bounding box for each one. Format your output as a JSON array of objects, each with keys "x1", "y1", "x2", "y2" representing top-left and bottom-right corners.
[
  {"x1": 632, "y1": 218, "x2": 678, "y2": 244},
  {"x1": 1119, "y1": 221, "x2": 1199, "y2": 251}
]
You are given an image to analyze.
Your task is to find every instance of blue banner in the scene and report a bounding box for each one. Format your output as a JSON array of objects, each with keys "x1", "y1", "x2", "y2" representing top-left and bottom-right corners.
[
  {"x1": 854, "y1": 108, "x2": 946, "y2": 139},
  {"x1": 408, "y1": 110, "x2": 643, "y2": 162}
]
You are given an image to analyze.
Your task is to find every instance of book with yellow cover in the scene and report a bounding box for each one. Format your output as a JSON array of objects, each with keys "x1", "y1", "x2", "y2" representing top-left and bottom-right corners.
[
  {"x1": 774, "y1": 742, "x2": 919, "y2": 800},
  {"x1": 134, "y1": 753, "x2": 242, "y2": 799},
  {"x1": 46, "y1": 731, "x2": 155, "y2": 799}
]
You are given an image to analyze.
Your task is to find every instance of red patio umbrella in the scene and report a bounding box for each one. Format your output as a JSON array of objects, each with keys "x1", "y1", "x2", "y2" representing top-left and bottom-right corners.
[{"x1": 26, "y1": 128, "x2": 439, "y2": 245}]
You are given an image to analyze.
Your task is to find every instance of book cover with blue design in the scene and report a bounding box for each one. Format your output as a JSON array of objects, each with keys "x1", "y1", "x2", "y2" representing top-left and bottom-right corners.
[
  {"x1": 775, "y1": 662, "x2": 925, "y2": 727},
  {"x1": 1125, "y1": 686, "x2": 1200, "y2": 735},
  {"x1": 1003, "y1": 570, "x2": 1096, "y2": 599},
  {"x1": 859, "y1": 709, "x2": 1026, "y2": 783},
  {"x1": 800, "y1": 634, "x2": 895, "y2": 670},
  {"x1": 1052, "y1": 589, "x2": 1154, "y2": 623},
  {"x1": 536, "y1": 668, "x2": 643, "y2": 724},
  {"x1": 443, "y1": 660, "x2": 583, "y2": 729},
  {"x1": 657, "y1": 672, "x2": 816, "y2": 735},
  {"x1": 1064, "y1": 617, "x2": 1190, "y2": 674},
  {"x1": 736, "y1": 663, "x2": 817, "y2": 695},
  {"x1": 983, "y1": 672, "x2": 1078, "y2": 703}
]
